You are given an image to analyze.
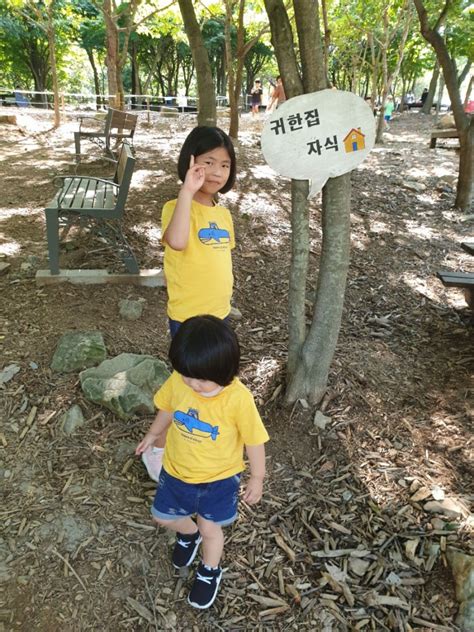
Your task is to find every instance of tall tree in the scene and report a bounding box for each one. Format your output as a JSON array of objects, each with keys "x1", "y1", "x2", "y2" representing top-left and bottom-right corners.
[
  {"x1": 9, "y1": 0, "x2": 63, "y2": 126},
  {"x1": 0, "y1": 6, "x2": 50, "y2": 98},
  {"x1": 264, "y1": 0, "x2": 353, "y2": 405},
  {"x1": 178, "y1": 0, "x2": 216, "y2": 126},
  {"x1": 73, "y1": 0, "x2": 105, "y2": 110},
  {"x1": 374, "y1": 0, "x2": 412, "y2": 143},
  {"x1": 102, "y1": 0, "x2": 164, "y2": 110},
  {"x1": 413, "y1": 0, "x2": 473, "y2": 211},
  {"x1": 223, "y1": 0, "x2": 270, "y2": 138},
  {"x1": 202, "y1": 17, "x2": 226, "y2": 95}
]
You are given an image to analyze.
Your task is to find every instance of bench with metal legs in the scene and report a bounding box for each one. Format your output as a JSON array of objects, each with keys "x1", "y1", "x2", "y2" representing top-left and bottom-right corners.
[{"x1": 45, "y1": 141, "x2": 139, "y2": 275}]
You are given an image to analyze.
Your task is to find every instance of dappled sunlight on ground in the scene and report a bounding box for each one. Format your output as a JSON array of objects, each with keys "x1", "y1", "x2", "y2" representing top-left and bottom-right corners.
[
  {"x1": 0, "y1": 237, "x2": 21, "y2": 255},
  {"x1": 402, "y1": 271, "x2": 444, "y2": 303},
  {"x1": 249, "y1": 163, "x2": 279, "y2": 182},
  {"x1": 402, "y1": 220, "x2": 439, "y2": 240},
  {"x1": 367, "y1": 219, "x2": 392, "y2": 235}
]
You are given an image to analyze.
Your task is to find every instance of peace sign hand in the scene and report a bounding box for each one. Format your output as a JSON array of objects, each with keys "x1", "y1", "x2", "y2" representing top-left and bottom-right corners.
[{"x1": 182, "y1": 155, "x2": 206, "y2": 195}]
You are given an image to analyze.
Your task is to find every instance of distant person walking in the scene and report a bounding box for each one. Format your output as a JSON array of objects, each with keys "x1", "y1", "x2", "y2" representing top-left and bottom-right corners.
[
  {"x1": 266, "y1": 76, "x2": 286, "y2": 112},
  {"x1": 250, "y1": 80, "x2": 263, "y2": 117},
  {"x1": 420, "y1": 88, "x2": 429, "y2": 105},
  {"x1": 384, "y1": 96, "x2": 395, "y2": 130}
]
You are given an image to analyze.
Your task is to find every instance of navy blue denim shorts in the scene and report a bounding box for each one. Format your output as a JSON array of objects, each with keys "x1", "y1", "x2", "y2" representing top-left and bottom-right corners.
[{"x1": 151, "y1": 469, "x2": 241, "y2": 526}]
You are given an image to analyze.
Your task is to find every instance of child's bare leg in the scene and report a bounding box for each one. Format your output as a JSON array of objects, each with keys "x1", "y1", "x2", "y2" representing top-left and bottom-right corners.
[
  {"x1": 197, "y1": 516, "x2": 224, "y2": 568},
  {"x1": 154, "y1": 515, "x2": 198, "y2": 535},
  {"x1": 154, "y1": 516, "x2": 202, "y2": 569}
]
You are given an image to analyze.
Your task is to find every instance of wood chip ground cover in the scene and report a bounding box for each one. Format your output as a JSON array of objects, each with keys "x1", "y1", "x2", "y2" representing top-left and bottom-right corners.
[{"x1": 0, "y1": 109, "x2": 472, "y2": 631}]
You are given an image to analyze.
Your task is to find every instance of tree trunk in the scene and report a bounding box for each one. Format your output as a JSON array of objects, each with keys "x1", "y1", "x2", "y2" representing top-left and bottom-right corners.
[
  {"x1": 368, "y1": 32, "x2": 379, "y2": 118},
  {"x1": 130, "y1": 40, "x2": 140, "y2": 109},
  {"x1": 457, "y1": 118, "x2": 474, "y2": 210},
  {"x1": 224, "y1": 0, "x2": 238, "y2": 138},
  {"x1": 421, "y1": 61, "x2": 438, "y2": 114},
  {"x1": 400, "y1": 79, "x2": 407, "y2": 112},
  {"x1": 178, "y1": 0, "x2": 216, "y2": 126},
  {"x1": 457, "y1": 61, "x2": 471, "y2": 88},
  {"x1": 286, "y1": 174, "x2": 351, "y2": 404},
  {"x1": 287, "y1": 180, "x2": 310, "y2": 378},
  {"x1": 103, "y1": 0, "x2": 119, "y2": 108},
  {"x1": 376, "y1": 2, "x2": 411, "y2": 144},
  {"x1": 86, "y1": 48, "x2": 102, "y2": 110},
  {"x1": 264, "y1": 0, "x2": 308, "y2": 383},
  {"x1": 321, "y1": 0, "x2": 330, "y2": 83},
  {"x1": 464, "y1": 75, "x2": 473, "y2": 107},
  {"x1": 47, "y1": 16, "x2": 60, "y2": 128},
  {"x1": 436, "y1": 74, "x2": 444, "y2": 114},
  {"x1": 414, "y1": 0, "x2": 472, "y2": 210}
]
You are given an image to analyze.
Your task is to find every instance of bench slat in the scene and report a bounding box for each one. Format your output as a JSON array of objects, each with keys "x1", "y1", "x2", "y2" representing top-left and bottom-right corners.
[
  {"x1": 430, "y1": 129, "x2": 459, "y2": 139},
  {"x1": 461, "y1": 242, "x2": 474, "y2": 256},
  {"x1": 437, "y1": 270, "x2": 474, "y2": 287},
  {"x1": 59, "y1": 178, "x2": 83, "y2": 208},
  {"x1": 70, "y1": 178, "x2": 97, "y2": 209}
]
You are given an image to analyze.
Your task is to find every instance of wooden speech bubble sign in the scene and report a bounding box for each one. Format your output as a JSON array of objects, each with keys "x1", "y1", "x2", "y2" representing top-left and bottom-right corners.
[{"x1": 261, "y1": 89, "x2": 376, "y2": 197}]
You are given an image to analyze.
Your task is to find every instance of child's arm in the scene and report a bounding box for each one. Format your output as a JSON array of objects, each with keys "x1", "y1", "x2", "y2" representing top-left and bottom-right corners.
[
  {"x1": 243, "y1": 443, "x2": 266, "y2": 504},
  {"x1": 162, "y1": 156, "x2": 205, "y2": 251},
  {"x1": 135, "y1": 410, "x2": 173, "y2": 455}
]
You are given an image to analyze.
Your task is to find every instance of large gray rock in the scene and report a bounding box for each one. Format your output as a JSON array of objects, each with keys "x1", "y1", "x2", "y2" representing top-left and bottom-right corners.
[
  {"x1": 457, "y1": 600, "x2": 474, "y2": 632},
  {"x1": 447, "y1": 548, "x2": 474, "y2": 632},
  {"x1": 447, "y1": 548, "x2": 474, "y2": 603},
  {"x1": 119, "y1": 298, "x2": 146, "y2": 321},
  {"x1": 80, "y1": 353, "x2": 170, "y2": 419},
  {"x1": 51, "y1": 331, "x2": 106, "y2": 373}
]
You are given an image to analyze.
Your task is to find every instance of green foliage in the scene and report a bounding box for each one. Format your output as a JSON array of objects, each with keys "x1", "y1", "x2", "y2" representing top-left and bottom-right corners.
[
  {"x1": 0, "y1": 0, "x2": 468, "y2": 102},
  {"x1": 0, "y1": 1, "x2": 76, "y2": 90}
]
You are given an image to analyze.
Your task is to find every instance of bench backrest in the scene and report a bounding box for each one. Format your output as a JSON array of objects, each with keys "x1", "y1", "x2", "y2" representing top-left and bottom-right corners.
[
  {"x1": 105, "y1": 108, "x2": 138, "y2": 139},
  {"x1": 113, "y1": 141, "x2": 135, "y2": 213}
]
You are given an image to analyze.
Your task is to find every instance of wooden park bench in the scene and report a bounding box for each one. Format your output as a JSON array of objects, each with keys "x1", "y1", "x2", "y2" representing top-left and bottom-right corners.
[
  {"x1": 430, "y1": 128, "x2": 459, "y2": 148},
  {"x1": 74, "y1": 108, "x2": 138, "y2": 163},
  {"x1": 44, "y1": 141, "x2": 139, "y2": 276},
  {"x1": 437, "y1": 271, "x2": 474, "y2": 310}
]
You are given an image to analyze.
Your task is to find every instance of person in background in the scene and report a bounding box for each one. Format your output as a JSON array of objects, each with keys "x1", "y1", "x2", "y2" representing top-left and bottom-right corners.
[
  {"x1": 266, "y1": 76, "x2": 286, "y2": 112},
  {"x1": 250, "y1": 79, "x2": 263, "y2": 117},
  {"x1": 421, "y1": 88, "x2": 429, "y2": 106},
  {"x1": 384, "y1": 96, "x2": 395, "y2": 130}
]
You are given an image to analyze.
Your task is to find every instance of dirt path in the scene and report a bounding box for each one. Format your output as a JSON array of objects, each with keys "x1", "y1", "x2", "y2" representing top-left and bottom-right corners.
[{"x1": 1, "y1": 108, "x2": 472, "y2": 631}]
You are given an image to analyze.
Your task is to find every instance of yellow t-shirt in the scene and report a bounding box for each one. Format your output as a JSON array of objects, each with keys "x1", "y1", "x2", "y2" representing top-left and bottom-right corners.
[
  {"x1": 154, "y1": 371, "x2": 269, "y2": 484},
  {"x1": 162, "y1": 199, "x2": 235, "y2": 321}
]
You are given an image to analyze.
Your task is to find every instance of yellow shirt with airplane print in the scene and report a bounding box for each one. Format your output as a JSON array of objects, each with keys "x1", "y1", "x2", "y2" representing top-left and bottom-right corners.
[
  {"x1": 162, "y1": 199, "x2": 235, "y2": 321},
  {"x1": 154, "y1": 371, "x2": 269, "y2": 484}
]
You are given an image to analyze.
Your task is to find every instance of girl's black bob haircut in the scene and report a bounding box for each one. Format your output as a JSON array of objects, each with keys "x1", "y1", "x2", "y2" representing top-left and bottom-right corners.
[
  {"x1": 169, "y1": 315, "x2": 240, "y2": 387},
  {"x1": 177, "y1": 126, "x2": 236, "y2": 194}
]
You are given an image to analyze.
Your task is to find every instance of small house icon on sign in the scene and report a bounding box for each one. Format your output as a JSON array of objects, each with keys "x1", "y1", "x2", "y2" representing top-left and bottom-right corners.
[{"x1": 343, "y1": 128, "x2": 365, "y2": 153}]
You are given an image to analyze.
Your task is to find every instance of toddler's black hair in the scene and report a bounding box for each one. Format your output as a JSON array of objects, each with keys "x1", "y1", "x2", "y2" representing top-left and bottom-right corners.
[
  {"x1": 169, "y1": 315, "x2": 240, "y2": 386},
  {"x1": 177, "y1": 126, "x2": 236, "y2": 194}
]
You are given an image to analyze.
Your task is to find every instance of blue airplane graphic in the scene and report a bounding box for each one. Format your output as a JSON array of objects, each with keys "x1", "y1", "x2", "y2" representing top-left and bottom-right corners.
[
  {"x1": 174, "y1": 408, "x2": 219, "y2": 441},
  {"x1": 198, "y1": 222, "x2": 230, "y2": 244}
]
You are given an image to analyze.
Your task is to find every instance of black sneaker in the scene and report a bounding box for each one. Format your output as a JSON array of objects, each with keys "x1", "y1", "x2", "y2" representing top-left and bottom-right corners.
[
  {"x1": 188, "y1": 562, "x2": 223, "y2": 609},
  {"x1": 172, "y1": 531, "x2": 202, "y2": 569}
]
